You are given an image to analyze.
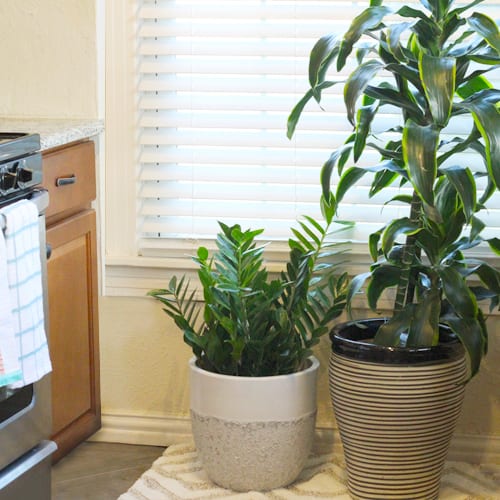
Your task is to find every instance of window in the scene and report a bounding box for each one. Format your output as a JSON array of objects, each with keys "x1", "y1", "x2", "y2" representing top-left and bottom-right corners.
[{"x1": 105, "y1": 0, "x2": 500, "y2": 295}]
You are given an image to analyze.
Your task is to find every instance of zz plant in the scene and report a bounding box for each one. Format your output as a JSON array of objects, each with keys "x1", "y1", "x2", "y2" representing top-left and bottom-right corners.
[
  {"x1": 288, "y1": 0, "x2": 500, "y2": 376},
  {"x1": 149, "y1": 218, "x2": 348, "y2": 376}
]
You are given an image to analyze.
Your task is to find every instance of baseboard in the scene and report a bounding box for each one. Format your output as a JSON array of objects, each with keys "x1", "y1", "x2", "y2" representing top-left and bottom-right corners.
[
  {"x1": 88, "y1": 413, "x2": 192, "y2": 447},
  {"x1": 89, "y1": 413, "x2": 500, "y2": 464}
]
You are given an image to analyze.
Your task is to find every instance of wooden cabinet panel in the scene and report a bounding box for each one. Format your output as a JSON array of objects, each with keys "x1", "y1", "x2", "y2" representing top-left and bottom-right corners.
[
  {"x1": 43, "y1": 141, "x2": 101, "y2": 463},
  {"x1": 43, "y1": 141, "x2": 96, "y2": 222}
]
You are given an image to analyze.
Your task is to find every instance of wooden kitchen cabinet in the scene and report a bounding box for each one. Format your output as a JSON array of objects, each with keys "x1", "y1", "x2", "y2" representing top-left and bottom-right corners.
[{"x1": 43, "y1": 140, "x2": 101, "y2": 463}]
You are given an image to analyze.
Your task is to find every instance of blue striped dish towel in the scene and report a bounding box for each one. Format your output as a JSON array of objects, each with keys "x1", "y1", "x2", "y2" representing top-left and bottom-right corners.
[
  {"x1": 0, "y1": 222, "x2": 23, "y2": 387},
  {"x1": 0, "y1": 199, "x2": 51, "y2": 388}
]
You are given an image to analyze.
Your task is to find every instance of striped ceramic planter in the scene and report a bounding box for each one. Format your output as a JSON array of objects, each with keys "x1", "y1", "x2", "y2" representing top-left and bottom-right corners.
[{"x1": 329, "y1": 319, "x2": 467, "y2": 500}]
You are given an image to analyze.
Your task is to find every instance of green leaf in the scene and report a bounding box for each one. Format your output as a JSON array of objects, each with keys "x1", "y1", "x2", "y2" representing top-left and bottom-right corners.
[
  {"x1": 397, "y1": 5, "x2": 429, "y2": 21},
  {"x1": 320, "y1": 144, "x2": 351, "y2": 198},
  {"x1": 308, "y1": 35, "x2": 339, "y2": 88},
  {"x1": 336, "y1": 167, "x2": 367, "y2": 205},
  {"x1": 448, "y1": 0, "x2": 485, "y2": 18},
  {"x1": 403, "y1": 120, "x2": 439, "y2": 207},
  {"x1": 469, "y1": 261, "x2": 500, "y2": 293},
  {"x1": 320, "y1": 191, "x2": 337, "y2": 223},
  {"x1": 444, "y1": 316, "x2": 485, "y2": 377},
  {"x1": 381, "y1": 217, "x2": 421, "y2": 256},
  {"x1": 438, "y1": 266, "x2": 478, "y2": 318},
  {"x1": 387, "y1": 21, "x2": 415, "y2": 61},
  {"x1": 364, "y1": 85, "x2": 425, "y2": 123},
  {"x1": 406, "y1": 288, "x2": 440, "y2": 346},
  {"x1": 287, "y1": 81, "x2": 336, "y2": 139},
  {"x1": 442, "y1": 165, "x2": 476, "y2": 221},
  {"x1": 354, "y1": 104, "x2": 378, "y2": 161},
  {"x1": 457, "y1": 75, "x2": 492, "y2": 99},
  {"x1": 369, "y1": 229, "x2": 383, "y2": 261},
  {"x1": 366, "y1": 264, "x2": 401, "y2": 310},
  {"x1": 419, "y1": 53, "x2": 455, "y2": 126},
  {"x1": 488, "y1": 237, "x2": 500, "y2": 255},
  {"x1": 370, "y1": 169, "x2": 398, "y2": 196},
  {"x1": 470, "y1": 215, "x2": 485, "y2": 242},
  {"x1": 346, "y1": 272, "x2": 371, "y2": 313},
  {"x1": 458, "y1": 90, "x2": 500, "y2": 191},
  {"x1": 468, "y1": 12, "x2": 500, "y2": 54},
  {"x1": 345, "y1": 60, "x2": 384, "y2": 126},
  {"x1": 337, "y1": 6, "x2": 392, "y2": 70},
  {"x1": 374, "y1": 306, "x2": 413, "y2": 346}
]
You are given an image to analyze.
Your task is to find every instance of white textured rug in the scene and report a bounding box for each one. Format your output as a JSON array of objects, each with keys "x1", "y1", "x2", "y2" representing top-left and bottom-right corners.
[{"x1": 119, "y1": 442, "x2": 500, "y2": 499}]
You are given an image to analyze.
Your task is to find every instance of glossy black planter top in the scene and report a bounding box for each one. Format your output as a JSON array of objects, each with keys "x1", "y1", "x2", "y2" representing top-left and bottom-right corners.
[{"x1": 330, "y1": 318, "x2": 465, "y2": 365}]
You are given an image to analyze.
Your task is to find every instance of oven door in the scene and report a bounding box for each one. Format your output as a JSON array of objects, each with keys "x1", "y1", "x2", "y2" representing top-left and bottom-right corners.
[{"x1": 0, "y1": 189, "x2": 52, "y2": 471}]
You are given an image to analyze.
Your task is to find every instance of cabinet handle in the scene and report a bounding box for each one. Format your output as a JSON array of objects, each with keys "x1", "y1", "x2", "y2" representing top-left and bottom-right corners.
[{"x1": 55, "y1": 175, "x2": 77, "y2": 187}]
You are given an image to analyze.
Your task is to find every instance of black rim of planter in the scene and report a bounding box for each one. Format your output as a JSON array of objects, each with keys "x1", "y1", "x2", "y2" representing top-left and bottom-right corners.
[{"x1": 330, "y1": 319, "x2": 465, "y2": 365}]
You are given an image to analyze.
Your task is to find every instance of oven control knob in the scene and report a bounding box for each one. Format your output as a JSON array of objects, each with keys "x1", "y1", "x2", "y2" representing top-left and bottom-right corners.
[
  {"x1": 17, "y1": 167, "x2": 33, "y2": 184},
  {"x1": 0, "y1": 172, "x2": 16, "y2": 191}
]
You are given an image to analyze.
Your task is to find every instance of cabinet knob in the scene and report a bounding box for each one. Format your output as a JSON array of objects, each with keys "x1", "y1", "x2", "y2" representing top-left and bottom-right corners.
[{"x1": 55, "y1": 175, "x2": 77, "y2": 187}]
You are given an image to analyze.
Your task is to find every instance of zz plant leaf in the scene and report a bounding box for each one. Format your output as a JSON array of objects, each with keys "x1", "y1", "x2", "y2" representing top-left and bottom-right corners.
[{"x1": 149, "y1": 219, "x2": 349, "y2": 377}]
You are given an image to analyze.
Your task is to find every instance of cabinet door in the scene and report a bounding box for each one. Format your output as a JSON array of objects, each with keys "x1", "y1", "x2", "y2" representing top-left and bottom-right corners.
[{"x1": 46, "y1": 209, "x2": 100, "y2": 462}]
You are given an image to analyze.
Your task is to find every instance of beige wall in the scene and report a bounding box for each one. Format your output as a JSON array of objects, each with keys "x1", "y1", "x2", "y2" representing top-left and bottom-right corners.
[
  {"x1": 99, "y1": 295, "x2": 500, "y2": 439},
  {"x1": 0, "y1": 0, "x2": 98, "y2": 118}
]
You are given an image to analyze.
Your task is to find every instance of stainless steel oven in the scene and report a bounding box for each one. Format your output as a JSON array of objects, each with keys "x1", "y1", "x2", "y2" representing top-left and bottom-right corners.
[{"x1": 0, "y1": 133, "x2": 56, "y2": 500}]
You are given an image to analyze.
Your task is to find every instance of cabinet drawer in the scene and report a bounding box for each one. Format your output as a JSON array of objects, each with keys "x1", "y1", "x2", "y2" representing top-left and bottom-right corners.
[{"x1": 43, "y1": 141, "x2": 96, "y2": 219}]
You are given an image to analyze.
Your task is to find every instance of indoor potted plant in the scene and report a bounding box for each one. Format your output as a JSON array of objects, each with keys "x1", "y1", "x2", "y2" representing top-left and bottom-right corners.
[
  {"x1": 288, "y1": 0, "x2": 500, "y2": 498},
  {"x1": 148, "y1": 217, "x2": 348, "y2": 491}
]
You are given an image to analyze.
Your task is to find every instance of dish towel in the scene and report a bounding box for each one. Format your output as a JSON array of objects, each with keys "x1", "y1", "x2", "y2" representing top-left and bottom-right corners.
[
  {"x1": 0, "y1": 218, "x2": 23, "y2": 387},
  {"x1": 0, "y1": 199, "x2": 51, "y2": 388}
]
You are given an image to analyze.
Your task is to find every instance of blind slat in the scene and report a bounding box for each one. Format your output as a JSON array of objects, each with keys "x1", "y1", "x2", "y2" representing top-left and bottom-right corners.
[{"x1": 137, "y1": 0, "x2": 500, "y2": 255}]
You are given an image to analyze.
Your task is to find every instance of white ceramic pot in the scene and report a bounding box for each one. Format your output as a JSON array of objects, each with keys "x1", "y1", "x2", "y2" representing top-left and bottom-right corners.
[{"x1": 189, "y1": 356, "x2": 320, "y2": 491}]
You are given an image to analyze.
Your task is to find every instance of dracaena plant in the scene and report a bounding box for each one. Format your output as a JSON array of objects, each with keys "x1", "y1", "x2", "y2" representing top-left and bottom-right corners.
[
  {"x1": 148, "y1": 217, "x2": 348, "y2": 377},
  {"x1": 288, "y1": 0, "x2": 500, "y2": 376}
]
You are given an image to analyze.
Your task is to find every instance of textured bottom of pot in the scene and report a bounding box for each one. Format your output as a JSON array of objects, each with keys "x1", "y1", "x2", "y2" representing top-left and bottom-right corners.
[
  {"x1": 329, "y1": 351, "x2": 467, "y2": 500},
  {"x1": 191, "y1": 410, "x2": 316, "y2": 492}
]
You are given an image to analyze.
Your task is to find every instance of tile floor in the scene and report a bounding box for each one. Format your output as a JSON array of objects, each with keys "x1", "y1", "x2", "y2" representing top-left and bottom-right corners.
[{"x1": 51, "y1": 442, "x2": 164, "y2": 500}]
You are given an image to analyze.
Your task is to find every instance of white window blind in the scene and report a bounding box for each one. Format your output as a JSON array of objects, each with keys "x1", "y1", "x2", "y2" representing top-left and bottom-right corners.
[{"x1": 136, "y1": 0, "x2": 500, "y2": 258}]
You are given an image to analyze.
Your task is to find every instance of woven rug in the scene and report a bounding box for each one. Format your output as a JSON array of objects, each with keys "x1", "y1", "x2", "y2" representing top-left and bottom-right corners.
[{"x1": 119, "y1": 442, "x2": 500, "y2": 499}]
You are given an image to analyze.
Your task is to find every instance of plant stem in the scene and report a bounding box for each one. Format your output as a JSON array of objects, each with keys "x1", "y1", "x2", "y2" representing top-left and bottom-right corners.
[{"x1": 394, "y1": 191, "x2": 422, "y2": 311}]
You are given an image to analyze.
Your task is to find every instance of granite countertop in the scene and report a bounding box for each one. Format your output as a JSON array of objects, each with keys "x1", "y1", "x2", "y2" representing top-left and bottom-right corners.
[{"x1": 0, "y1": 118, "x2": 104, "y2": 151}]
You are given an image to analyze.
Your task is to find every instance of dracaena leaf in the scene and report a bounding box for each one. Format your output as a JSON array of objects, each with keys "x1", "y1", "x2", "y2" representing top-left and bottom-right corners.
[
  {"x1": 346, "y1": 272, "x2": 371, "y2": 312},
  {"x1": 448, "y1": 0, "x2": 485, "y2": 18},
  {"x1": 438, "y1": 266, "x2": 478, "y2": 318},
  {"x1": 419, "y1": 53, "x2": 456, "y2": 126},
  {"x1": 381, "y1": 217, "x2": 421, "y2": 256},
  {"x1": 468, "y1": 12, "x2": 500, "y2": 54},
  {"x1": 403, "y1": 120, "x2": 439, "y2": 207},
  {"x1": 442, "y1": 165, "x2": 476, "y2": 221},
  {"x1": 337, "y1": 6, "x2": 392, "y2": 70},
  {"x1": 345, "y1": 60, "x2": 384, "y2": 126},
  {"x1": 488, "y1": 237, "x2": 500, "y2": 255},
  {"x1": 336, "y1": 167, "x2": 367, "y2": 206},
  {"x1": 287, "y1": 81, "x2": 336, "y2": 139},
  {"x1": 387, "y1": 21, "x2": 415, "y2": 61},
  {"x1": 458, "y1": 90, "x2": 500, "y2": 191},
  {"x1": 320, "y1": 145, "x2": 352, "y2": 198},
  {"x1": 373, "y1": 306, "x2": 413, "y2": 346},
  {"x1": 366, "y1": 264, "x2": 401, "y2": 310},
  {"x1": 443, "y1": 316, "x2": 485, "y2": 377},
  {"x1": 308, "y1": 35, "x2": 339, "y2": 88},
  {"x1": 456, "y1": 75, "x2": 492, "y2": 99},
  {"x1": 406, "y1": 288, "x2": 440, "y2": 346},
  {"x1": 354, "y1": 104, "x2": 378, "y2": 161},
  {"x1": 364, "y1": 85, "x2": 425, "y2": 123}
]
